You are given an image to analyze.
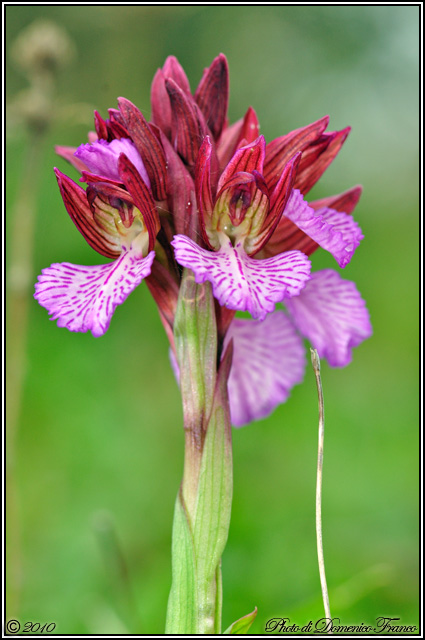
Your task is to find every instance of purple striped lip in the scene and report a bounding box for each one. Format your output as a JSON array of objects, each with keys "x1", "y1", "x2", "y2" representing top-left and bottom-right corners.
[
  {"x1": 34, "y1": 248, "x2": 155, "y2": 337},
  {"x1": 171, "y1": 234, "x2": 311, "y2": 320}
]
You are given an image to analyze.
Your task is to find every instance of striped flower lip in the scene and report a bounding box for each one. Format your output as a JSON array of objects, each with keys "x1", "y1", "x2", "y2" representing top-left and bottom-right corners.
[
  {"x1": 171, "y1": 234, "x2": 311, "y2": 321},
  {"x1": 34, "y1": 248, "x2": 155, "y2": 337},
  {"x1": 224, "y1": 311, "x2": 306, "y2": 426},
  {"x1": 35, "y1": 139, "x2": 160, "y2": 336}
]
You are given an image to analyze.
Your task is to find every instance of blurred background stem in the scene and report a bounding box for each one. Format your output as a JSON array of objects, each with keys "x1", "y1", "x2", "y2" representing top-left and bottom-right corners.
[
  {"x1": 6, "y1": 131, "x2": 46, "y2": 617},
  {"x1": 7, "y1": 132, "x2": 45, "y2": 449},
  {"x1": 6, "y1": 20, "x2": 76, "y2": 618}
]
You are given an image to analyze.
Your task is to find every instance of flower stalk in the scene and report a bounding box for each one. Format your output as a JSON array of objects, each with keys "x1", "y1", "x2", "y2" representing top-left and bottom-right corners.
[{"x1": 166, "y1": 269, "x2": 233, "y2": 634}]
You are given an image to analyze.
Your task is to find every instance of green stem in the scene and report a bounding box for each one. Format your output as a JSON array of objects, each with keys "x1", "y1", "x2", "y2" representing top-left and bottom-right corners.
[
  {"x1": 6, "y1": 130, "x2": 46, "y2": 620},
  {"x1": 7, "y1": 132, "x2": 45, "y2": 455},
  {"x1": 165, "y1": 270, "x2": 233, "y2": 634}
]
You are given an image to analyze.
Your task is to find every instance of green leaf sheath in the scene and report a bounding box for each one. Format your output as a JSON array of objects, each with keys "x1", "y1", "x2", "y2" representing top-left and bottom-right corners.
[{"x1": 165, "y1": 491, "x2": 198, "y2": 634}]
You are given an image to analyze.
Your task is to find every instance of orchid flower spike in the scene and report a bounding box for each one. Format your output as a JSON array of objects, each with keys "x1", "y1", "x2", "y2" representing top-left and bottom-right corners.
[{"x1": 35, "y1": 53, "x2": 372, "y2": 426}]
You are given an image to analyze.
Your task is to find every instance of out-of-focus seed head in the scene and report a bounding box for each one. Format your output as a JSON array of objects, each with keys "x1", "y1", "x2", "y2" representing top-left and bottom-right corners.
[{"x1": 11, "y1": 19, "x2": 76, "y2": 76}]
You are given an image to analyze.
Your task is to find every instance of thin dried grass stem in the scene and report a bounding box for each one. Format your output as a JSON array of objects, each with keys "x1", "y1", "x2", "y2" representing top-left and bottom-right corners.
[{"x1": 310, "y1": 348, "x2": 332, "y2": 632}]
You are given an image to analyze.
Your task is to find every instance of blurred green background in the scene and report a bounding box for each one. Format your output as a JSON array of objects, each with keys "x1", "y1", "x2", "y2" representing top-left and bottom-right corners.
[{"x1": 6, "y1": 5, "x2": 419, "y2": 635}]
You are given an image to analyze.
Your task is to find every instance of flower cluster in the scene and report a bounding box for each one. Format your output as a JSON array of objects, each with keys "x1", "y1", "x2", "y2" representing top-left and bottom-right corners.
[{"x1": 35, "y1": 54, "x2": 372, "y2": 426}]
